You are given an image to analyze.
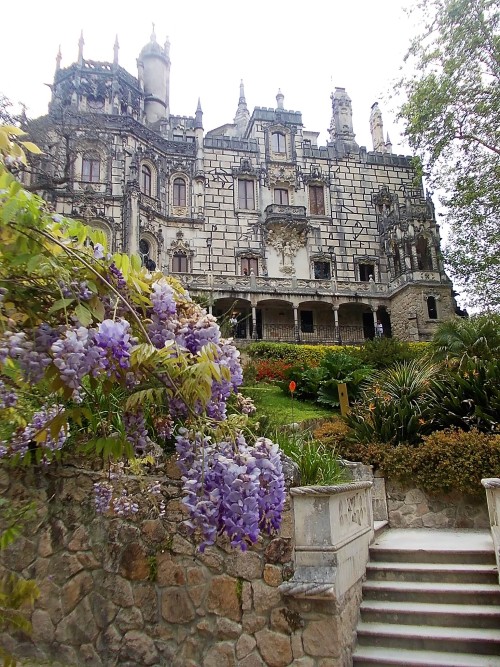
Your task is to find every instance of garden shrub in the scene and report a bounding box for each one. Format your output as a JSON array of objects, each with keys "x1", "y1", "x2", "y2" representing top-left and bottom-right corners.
[
  {"x1": 334, "y1": 429, "x2": 500, "y2": 497},
  {"x1": 431, "y1": 357, "x2": 500, "y2": 433},
  {"x1": 346, "y1": 360, "x2": 443, "y2": 446},
  {"x1": 254, "y1": 359, "x2": 294, "y2": 383},
  {"x1": 280, "y1": 350, "x2": 372, "y2": 407},
  {"x1": 246, "y1": 342, "x2": 349, "y2": 365},
  {"x1": 313, "y1": 417, "x2": 352, "y2": 450},
  {"x1": 351, "y1": 337, "x2": 428, "y2": 370},
  {"x1": 276, "y1": 431, "x2": 349, "y2": 486},
  {"x1": 430, "y1": 314, "x2": 500, "y2": 364}
]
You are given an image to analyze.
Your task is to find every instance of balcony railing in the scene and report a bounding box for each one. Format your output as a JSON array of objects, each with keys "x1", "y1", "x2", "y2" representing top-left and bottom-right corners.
[{"x1": 238, "y1": 324, "x2": 365, "y2": 344}]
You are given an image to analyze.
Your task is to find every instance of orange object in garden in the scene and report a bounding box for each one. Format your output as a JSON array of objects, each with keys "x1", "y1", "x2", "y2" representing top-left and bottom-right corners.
[{"x1": 289, "y1": 381, "x2": 296, "y2": 393}]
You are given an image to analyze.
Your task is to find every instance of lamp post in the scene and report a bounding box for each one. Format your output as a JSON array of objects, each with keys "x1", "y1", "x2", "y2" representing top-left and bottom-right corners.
[{"x1": 206, "y1": 224, "x2": 217, "y2": 272}]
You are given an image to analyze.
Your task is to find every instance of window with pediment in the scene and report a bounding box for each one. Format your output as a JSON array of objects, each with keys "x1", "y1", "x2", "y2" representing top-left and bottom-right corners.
[
  {"x1": 173, "y1": 177, "x2": 187, "y2": 207},
  {"x1": 272, "y1": 132, "x2": 286, "y2": 154},
  {"x1": 237, "y1": 179, "x2": 255, "y2": 210},
  {"x1": 172, "y1": 252, "x2": 188, "y2": 273},
  {"x1": 141, "y1": 165, "x2": 152, "y2": 196},
  {"x1": 241, "y1": 257, "x2": 259, "y2": 276},
  {"x1": 274, "y1": 188, "x2": 289, "y2": 205},
  {"x1": 82, "y1": 152, "x2": 100, "y2": 183},
  {"x1": 309, "y1": 185, "x2": 325, "y2": 215}
]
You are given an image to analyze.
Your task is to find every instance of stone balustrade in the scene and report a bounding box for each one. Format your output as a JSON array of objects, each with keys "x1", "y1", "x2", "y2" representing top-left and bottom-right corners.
[
  {"x1": 482, "y1": 478, "x2": 500, "y2": 584},
  {"x1": 280, "y1": 481, "x2": 373, "y2": 601}
]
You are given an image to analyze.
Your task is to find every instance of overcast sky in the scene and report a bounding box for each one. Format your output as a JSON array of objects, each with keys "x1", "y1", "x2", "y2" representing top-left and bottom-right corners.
[{"x1": 2, "y1": 0, "x2": 415, "y2": 151}]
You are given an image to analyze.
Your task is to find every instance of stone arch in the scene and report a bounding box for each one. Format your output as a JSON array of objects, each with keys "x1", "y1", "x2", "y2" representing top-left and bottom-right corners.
[
  {"x1": 138, "y1": 231, "x2": 159, "y2": 271},
  {"x1": 140, "y1": 159, "x2": 158, "y2": 198}
]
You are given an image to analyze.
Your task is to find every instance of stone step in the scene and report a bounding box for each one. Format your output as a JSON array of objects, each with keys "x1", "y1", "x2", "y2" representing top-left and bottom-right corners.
[
  {"x1": 369, "y1": 547, "x2": 495, "y2": 566},
  {"x1": 362, "y1": 580, "x2": 500, "y2": 605},
  {"x1": 356, "y1": 621, "x2": 500, "y2": 656},
  {"x1": 366, "y1": 561, "x2": 498, "y2": 585},
  {"x1": 352, "y1": 645, "x2": 500, "y2": 666},
  {"x1": 360, "y1": 599, "x2": 500, "y2": 629}
]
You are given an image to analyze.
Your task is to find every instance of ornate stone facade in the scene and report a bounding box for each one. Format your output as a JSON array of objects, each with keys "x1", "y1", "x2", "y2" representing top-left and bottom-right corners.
[{"x1": 28, "y1": 30, "x2": 462, "y2": 342}]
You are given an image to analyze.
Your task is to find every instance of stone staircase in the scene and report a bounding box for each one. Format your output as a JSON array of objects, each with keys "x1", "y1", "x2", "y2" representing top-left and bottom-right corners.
[{"x1": 352, "y1": 529, "x2": 500, "y2": 667}]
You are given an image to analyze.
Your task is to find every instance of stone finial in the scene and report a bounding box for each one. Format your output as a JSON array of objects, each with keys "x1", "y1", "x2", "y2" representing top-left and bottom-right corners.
[
  {"x1": 386, "y1": 132, "x2": 393, "y2": 154},
  {"x1": 370, "y1": 102, "x2": 387, "y2": 153},
  {"x1": 151, "y1": 22, "x2": 156, "y2": 42},
  {"x1": 113, "y1": 35, "x2": 119, "y2": 66},
  {"x1": 234, "y1": 79, "x2": 250, "y2": 136},
  {"x1": 195, "y1": 98, "x2": 203, "y2": 130},
  {"x1": 78, "y1": 30, "x2": 84, "y2": 65},
  {"x1": 164, "y1": 35, "x2": 171, "y2": 57},
  {"x1": 55, "y1": 45, "x2": 62, "y2": 72},
  {"x1": 276, "y1": 88, "x2": 284, "y2": 110}
]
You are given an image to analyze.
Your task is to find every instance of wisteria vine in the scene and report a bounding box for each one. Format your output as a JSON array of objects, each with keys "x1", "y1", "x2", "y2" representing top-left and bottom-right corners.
[{"x1": 0, "y1": 186, "x2": 285, "y2": 550}]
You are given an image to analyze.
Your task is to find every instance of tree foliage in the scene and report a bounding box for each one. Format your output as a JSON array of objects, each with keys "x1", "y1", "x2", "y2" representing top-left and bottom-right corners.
[{"x1": 396, "y1": 0, "x2": 500, "y2": 309}]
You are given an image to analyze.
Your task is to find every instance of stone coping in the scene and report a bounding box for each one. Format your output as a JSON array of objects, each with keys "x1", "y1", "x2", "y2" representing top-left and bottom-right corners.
[
  {"x1": 482, "y1": 478, "x2": 500, "y2": 488},
  {"x1": 290, "y1": 481, "x2": 372, "y2": 496}
]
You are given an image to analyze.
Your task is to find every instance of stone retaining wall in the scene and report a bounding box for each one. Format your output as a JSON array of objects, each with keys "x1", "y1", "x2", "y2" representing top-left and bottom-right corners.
[
  {"x1": 386, "y1": 479, "x2": 489, "y2": 529},
  {"x1": 0, "y1": 459, "x2": 362, "y2": 667}
]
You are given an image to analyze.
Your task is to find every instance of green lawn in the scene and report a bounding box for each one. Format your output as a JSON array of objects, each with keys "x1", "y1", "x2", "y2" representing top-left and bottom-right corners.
[{"x1": 243, "y1": 384, "x2": 334, "y2": 425}]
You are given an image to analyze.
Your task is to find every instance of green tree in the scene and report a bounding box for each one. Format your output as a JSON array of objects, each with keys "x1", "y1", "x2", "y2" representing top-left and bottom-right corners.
[{"x1": 396, "y1": 0, "x2": 500, "y2": 310}]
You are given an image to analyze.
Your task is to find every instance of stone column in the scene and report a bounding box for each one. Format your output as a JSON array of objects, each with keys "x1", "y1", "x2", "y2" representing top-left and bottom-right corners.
[
  {"x1": 251, "y1": 305, "x2": 258, "y2": 340},
  {"x1": 372, "y1": 307, "x2": 378, "y2": 329},
  {"x1": 293, "y1": 305, "x2": 300, "y2": 343},
  {"x1": 332, "y1": 305, "x2": 340, "y2": 343},
  {"x1": 129, "y1": 190, "x2": 140, "y2": 257},
  {"x1": 430, "y1": 242, "x2": 438, "y2": 272}
]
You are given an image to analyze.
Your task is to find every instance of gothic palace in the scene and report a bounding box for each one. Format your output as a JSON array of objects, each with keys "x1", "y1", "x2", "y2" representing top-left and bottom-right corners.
[{"x1": 28, "y1": 29, "x2": 459, "y2": 343}]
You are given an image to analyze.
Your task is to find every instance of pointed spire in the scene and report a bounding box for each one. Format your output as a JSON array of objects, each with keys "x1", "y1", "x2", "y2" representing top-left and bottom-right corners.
[
  {"x1": 78, "y1": 30, "x2": 84, "y2": 66},
  {"x1": 164, "y1": 35, "x2": 170, "y2": 58},
  {"x1": 276, "y1": 88, "x2": 284, "y2": 110},
  {"x1": 55, "y1": 45, "x2": 62, "y2": 72},
  {"x1": 386, "y1": 132, "x2": 393, "y2": 154},
  {"x1": 234, "y1": 80, "x2": 250, "y2": 136},
  {"x1": 195, "y1": 98, "x2": 203, "y2": 129},
  {"x1": 239, "y1": 80, "x2": 246, "y2": 105},
  {"x1": 113, "y1": 35, "x2": 119, "y2": 66},
  {"x1": 150, "y1": 22, "x2": 157, "y2": 42}
]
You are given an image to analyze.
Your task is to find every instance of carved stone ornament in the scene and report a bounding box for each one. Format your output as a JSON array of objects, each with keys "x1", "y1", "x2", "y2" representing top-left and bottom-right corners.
[
  {"x1": 167, "y1": 231, "x2": 193, "y2": 258},
  {"x1": 268, "y1": 164, "x2": 297, "y2": 188},
  {"x1": 172, "y1": 206, "x2": 188, "y2": 218},
  {"x1": 232, "y1": 157, "x2": 259, "y2": 178},
  {"x1": 267, "y1": 227, "x2": 307, "y2": 275}
]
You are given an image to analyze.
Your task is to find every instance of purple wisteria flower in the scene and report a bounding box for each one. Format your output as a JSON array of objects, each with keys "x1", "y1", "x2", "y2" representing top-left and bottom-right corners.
[
  {"x1": 93, "y1": 243, "x2": 105, "y2": 260},
  {"x1": 175, "y1": 429, "x2": 285, "y2": 551},
  {"x1": 1, "y1": 405, "x2": 68, "y2": 460},
  {"x1": 95, "y1": 319, "x2": 131, "y2": 375}
]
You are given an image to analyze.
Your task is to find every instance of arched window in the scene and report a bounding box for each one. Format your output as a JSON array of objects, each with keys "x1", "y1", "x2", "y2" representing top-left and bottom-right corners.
[
  {"x1": 139, "y1": 238, "x2": 156, "y2": 271},
  {"x1": 82, "y1": 152, "x2": 100, "y2": 183},
  {"x1": 172, "y1": 252, "x2": 188, "y2": 273},
  {"x1": 272, "y1": 132, "x2": 286, "y2": 153},
  {"x1": 173, "y1": 178, "x2": 187, "y2": 207},
  {"x1": 141, "y1": 165, "x2": 152, "y2": 196},
  {"x1": 427, "y1": 296, "x2": 438, "y2": 319}
]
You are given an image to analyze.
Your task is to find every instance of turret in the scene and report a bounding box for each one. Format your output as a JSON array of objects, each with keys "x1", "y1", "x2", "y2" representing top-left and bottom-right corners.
[
  {"x1": 233, "y1": 80, "x2": 250, "y2": 137},
  {"x1": 276, "y1": 89, "x2": 284, "y2": 110},
  {"x1": 328, "y1": 87, "x2": 359, "y2": 155},
  {"x1": 370, "y1": 102, "x2": 392, "y2": 154},
  {"x1": 137, "y1": 26, "x2": 171, "y2": 124}
]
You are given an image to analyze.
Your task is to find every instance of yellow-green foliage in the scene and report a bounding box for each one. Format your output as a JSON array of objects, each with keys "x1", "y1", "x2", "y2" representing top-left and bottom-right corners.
[
  {"x1": 313, "y1": 418, "x2": 352, "y2": 449},
  {"x1": 247, "y1": 342, "x2": 359, "y2": 366},
  {"x1": 331, "y1": 428, "x2": 500, "y2": 497}
]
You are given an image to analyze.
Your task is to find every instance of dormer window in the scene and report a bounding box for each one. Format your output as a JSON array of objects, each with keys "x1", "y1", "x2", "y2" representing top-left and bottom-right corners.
[{"x1": 272, "y1": 132, "x2": 286, "y2": 153}]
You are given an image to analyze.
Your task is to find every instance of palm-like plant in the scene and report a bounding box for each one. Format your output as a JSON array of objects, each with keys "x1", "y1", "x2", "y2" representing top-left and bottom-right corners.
[
  {"x1": 430, "y1": 315, "x2": 500, "y2": 366},
  {"x1": 347, "y1": 359, "x2": 443, "y2": 446}
]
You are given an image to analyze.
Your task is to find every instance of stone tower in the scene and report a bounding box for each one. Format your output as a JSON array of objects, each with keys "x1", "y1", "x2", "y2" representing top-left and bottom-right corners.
[
  {"x1": 370, "y1": 102, "x2": 392, "y2": 154},
  {"x1": 137, "y1": 27, "x2": 171, "y2": 124}
]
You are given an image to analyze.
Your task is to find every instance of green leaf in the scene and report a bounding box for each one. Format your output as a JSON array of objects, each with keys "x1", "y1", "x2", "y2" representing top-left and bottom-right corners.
[
  {"x1": 75, "y1": 304, "x2": 92, "y2": 327},
  {"x1": 20, "y1": 141, "x2": 43, "y2": 155},
  {"x1": 48, "y1": 297, "x2": 74, "y2": 314}
]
